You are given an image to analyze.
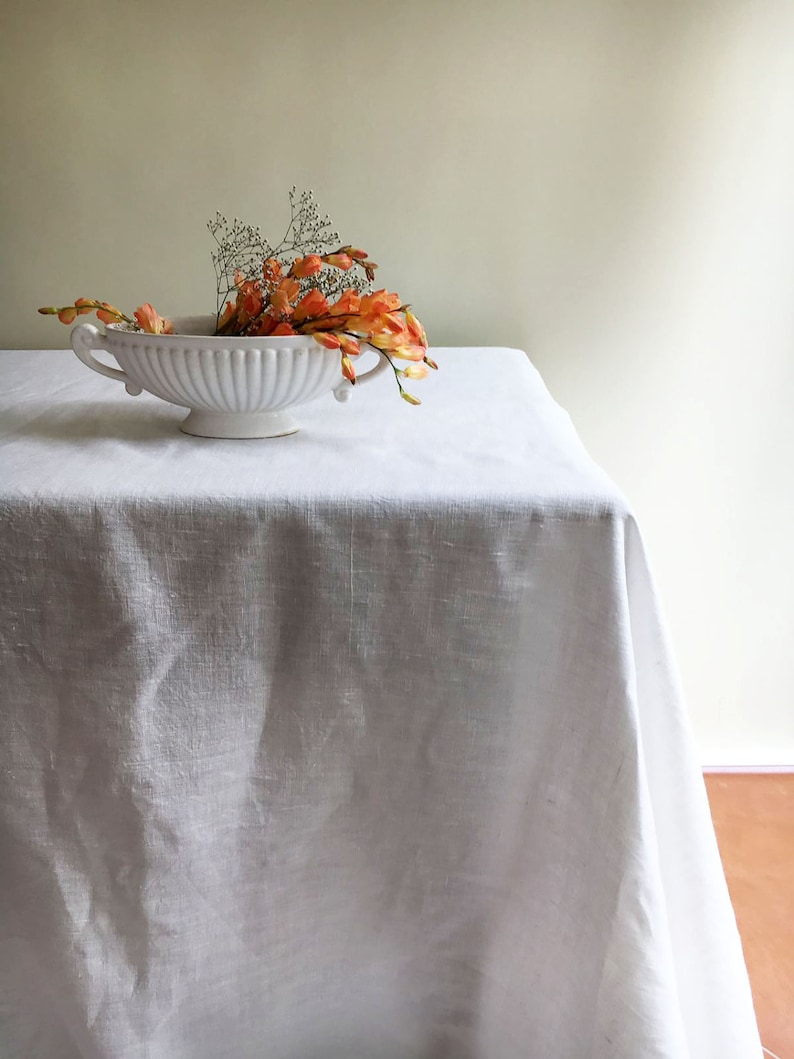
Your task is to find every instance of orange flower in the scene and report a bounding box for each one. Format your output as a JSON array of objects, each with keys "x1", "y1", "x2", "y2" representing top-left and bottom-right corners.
[
  {"x1": 360, "y1": 289, "x2": 401, "y2": 316},
  {"x1": 249, "y1": 313, "x2": 277, "y2": 337},
  {"x1": 271, "y1": 321, "x2": 297, "y2": 336},
  {"x1": 293, "y1": 289, "x2": 329, "y2": 323},
  {"x1": 242, "y1": 286, "x2": 263, "y2": 320},
  {"x1": 338, "y1": 246, "x2": 377, "y2": 280},
  {"x1": 401, "y1": 362, "x2": 429, "y2": 380},
  {"x1": 217, "y1": 300, "x2": 237, "y2": 332},
  {"x1": 269, "y1": 289, "x2": 292, "y2": 318},
  {"x1": 232, "y1": 274, "x2": 263, "y2": 317},
  {"x1": 369, "y1": 331, "x2": 421, "y2": 355},
  {"x1": 96, "y1": 302, "x2": 128, "y2": 325},
  {"x1": 234, "y1": 268, "x2": 260, "y2": 292},
  {"x1": 313, "y1": 331, "x2": 341, "y2": 349},
  {"x1": 329, "y1": 289, "x2": 361, "y2": 316},
  {"x1": 268, "y1": 278, "x2": 300, "y2": 319},
  {"x1": 338, "y1": 333, "x2": 360, "y2": 357},
  {"x1": 382, "y1": 312, "x2": 407, "y2": 335},
  {"x1": 289, "y1": 254, "x2": 323, "y2": 279},
  {"x1": 341, "y1": 354, "x2": 356, "y2": 382},
  {"x1": 262, "y1": 257, "x2": 283, "y2": 286},
  {"x1": 39, "y1": 299, "x2": 130, "y2": 326},
  {"x1": 405, "y1": 310, "x2": 427, "y2": 348},
  {"x1": 134, "y1": 303, "x2": 173, "y2": 334},
  {"x1": 389, "y1": 343, "x2": 427, "y2": 362},
  {"x1": 322, "y1": 252, "x2": 353, "y2": 271},
  {"x1": 280, "y1": 277, "x2": 300, "y2": 301}
]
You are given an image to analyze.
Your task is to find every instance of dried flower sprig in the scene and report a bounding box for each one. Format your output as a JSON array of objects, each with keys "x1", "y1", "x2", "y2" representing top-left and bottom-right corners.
[
  {"x1": 209, "y1": 188, "x2": 376, "y2": 321},
  {"x1": 38, "y1": 189, "x2": 434, "y2": 403}
]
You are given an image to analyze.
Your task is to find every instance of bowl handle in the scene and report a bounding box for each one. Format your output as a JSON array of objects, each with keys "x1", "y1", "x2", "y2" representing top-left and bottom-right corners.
[
  {"x1": 332, "y1": 345, "x2": 390, "y2": 403},
  {"x1": 70, "y1": 323, "x2": 142, "y2": 396}
]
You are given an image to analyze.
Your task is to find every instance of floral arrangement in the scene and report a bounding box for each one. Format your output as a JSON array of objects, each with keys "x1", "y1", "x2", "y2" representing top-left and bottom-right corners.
[{"x1": 39, "y1": 188, "x2": 436, "y2": 404}]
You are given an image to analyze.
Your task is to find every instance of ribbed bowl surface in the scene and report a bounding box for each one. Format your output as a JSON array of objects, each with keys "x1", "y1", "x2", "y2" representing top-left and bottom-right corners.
[{"x1": 104, "y1": 317, "x2": 343, "y2": 413}]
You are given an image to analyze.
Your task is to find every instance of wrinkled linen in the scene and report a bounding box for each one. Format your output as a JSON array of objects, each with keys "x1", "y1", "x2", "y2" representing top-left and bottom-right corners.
[{"x1": 0, "y1": 348, "x2": 761, "y2": 1058}]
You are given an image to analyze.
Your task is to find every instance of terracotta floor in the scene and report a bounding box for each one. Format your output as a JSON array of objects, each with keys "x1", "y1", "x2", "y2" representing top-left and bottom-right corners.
[{"x1": 704, "y1": 773, "x2": 794, "y2": 1059}]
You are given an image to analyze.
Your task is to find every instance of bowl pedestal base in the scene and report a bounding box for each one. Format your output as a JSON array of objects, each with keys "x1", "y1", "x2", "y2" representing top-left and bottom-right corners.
[{"x1": 180, "y1": 409, "x2": 299, "y2": 439}]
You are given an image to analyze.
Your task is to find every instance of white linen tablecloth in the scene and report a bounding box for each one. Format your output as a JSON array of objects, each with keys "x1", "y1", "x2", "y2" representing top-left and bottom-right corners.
[{"x1": 0, "y1": 347, "x2": 761, "y2": 1058}]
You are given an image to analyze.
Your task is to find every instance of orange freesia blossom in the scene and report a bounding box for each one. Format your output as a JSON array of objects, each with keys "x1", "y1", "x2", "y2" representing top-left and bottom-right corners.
[
  {"x1": 338, "y1": 333, "x2": 361, "y2": 358},
  {"x1": 313, "y1": 331, "x2": 341, "y2": 349},
  {"x1": 134, "y1": 303, "x2": 173, "y2": 334},
  {"x1": 392, "y1": 345, "x2": 427, "y2": 362},
  {"x1": 322, "y1": 252, "x2": 354, "y2": 271},
  {"x1": 369, "y1": 330, "x2": 414, "y2": 353},
  {"x1": 280, "y1": 278, "x2": 300, "y2": 301},
  {"x1": 289, "y1": 255, "x2": 323, "y2": 279},
  {"x1": 96, "y1": 301, "x2": 128, "y2": 325},
  {"x1": 405, "y1": 310, "x2": 427, "y2": 348},
  {"x1": 336, "y1": 246, "x2": 377, "y2": 280},
  {"x1": 262, "y1": 257, "x2": 282, "y2": 286},
  {"x1": 360, "y1": 290, "x2": 401, "y2": 315},
  {"x1": 329, "y1": 289, "x2": 361, "y2": 316},
  {"x1": 218, "y1": 300, "x2": 236, "y2": 331},
  {"x1": 242, "y1": 287, "x2": 263, "y2": 320},
  {"x1": 381, "y1": 312, "x2": 407, "y2": 334},
  {"x1": 268, "y1": 289, "x2": 292, "y2": 318},
  {"x1": 293, "y1": 289, "x2": 329, "y2": 324},
  {"x1": 38, "y1": 298, "x2": 132, "y2": 327},
  {"x1": 401, "y1": 362, "x2": 429, "y2": 380},
  {"x1": 341, "y1": 355, "x2": 356, "y2": 382},
  {"x1": 269, "y1": 279, "x2": 300, "y2": 319}
]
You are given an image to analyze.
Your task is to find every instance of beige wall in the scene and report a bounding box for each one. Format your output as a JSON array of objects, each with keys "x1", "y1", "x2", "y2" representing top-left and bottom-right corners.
[{"x1": 2, "y1": 0, "x2": 792, "y2": 761}]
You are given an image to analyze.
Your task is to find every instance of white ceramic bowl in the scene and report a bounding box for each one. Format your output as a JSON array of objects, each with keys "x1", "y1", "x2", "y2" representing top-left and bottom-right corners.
[{"x1": 70, "y1": 314, "x2": 388, "y2": 438}]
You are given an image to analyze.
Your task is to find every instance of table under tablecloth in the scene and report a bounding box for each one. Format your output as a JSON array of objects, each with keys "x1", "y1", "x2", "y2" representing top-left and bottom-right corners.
[{"x1": 0, "y1": 347, "x2": 761, "y2": 1058}]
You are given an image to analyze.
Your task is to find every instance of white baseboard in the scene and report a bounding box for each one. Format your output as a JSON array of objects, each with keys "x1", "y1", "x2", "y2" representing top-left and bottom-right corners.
[{"x1": 700, "y1": 749, "x2": 794, "y2": 773}]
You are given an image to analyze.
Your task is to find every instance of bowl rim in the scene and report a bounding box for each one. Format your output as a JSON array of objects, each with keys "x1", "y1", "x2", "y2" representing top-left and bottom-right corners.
[{"x1": 105, "y1": 314, "x2": 329, "y2": 347}]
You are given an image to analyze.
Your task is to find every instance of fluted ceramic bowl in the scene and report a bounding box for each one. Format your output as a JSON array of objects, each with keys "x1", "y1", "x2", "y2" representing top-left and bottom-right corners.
[{"x1": 70, "y1": 314, "x2": 388, "y2": 438}]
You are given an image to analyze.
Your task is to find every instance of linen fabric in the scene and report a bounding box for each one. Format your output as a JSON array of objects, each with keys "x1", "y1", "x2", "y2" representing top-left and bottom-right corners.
[{"x1": 0, "y1": 348, "x2": 761, "y2": 1058}]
